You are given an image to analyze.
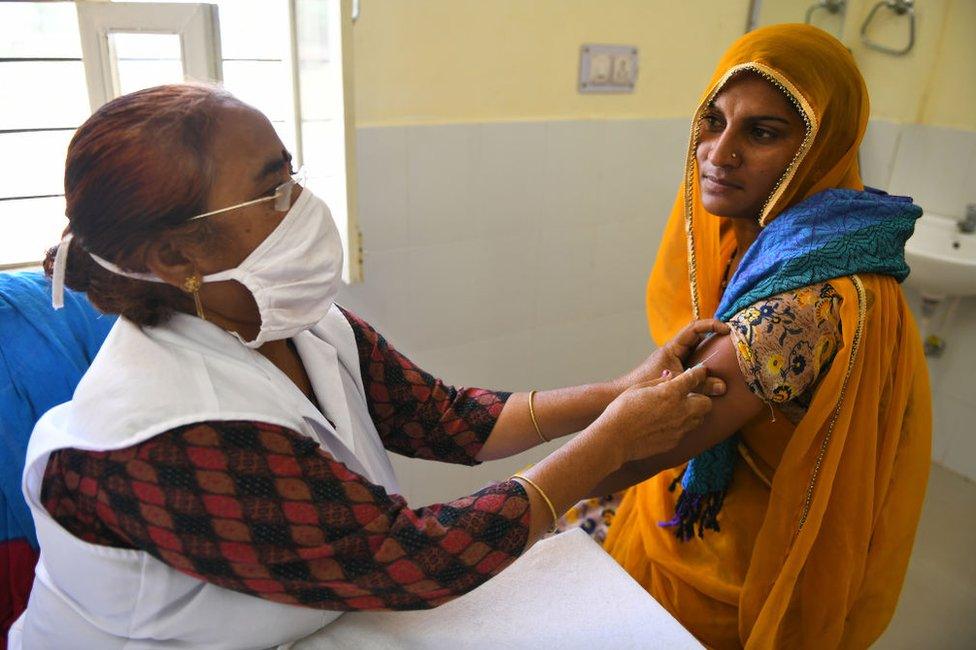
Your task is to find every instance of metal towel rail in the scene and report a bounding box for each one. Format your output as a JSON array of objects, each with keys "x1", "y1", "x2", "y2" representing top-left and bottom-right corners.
[
  {"x1": 860, "y1": 0, "x2": 916, "y2": 56},
  {"x1": 805, "y1": 0, "x2": 847, "y2": 25}
]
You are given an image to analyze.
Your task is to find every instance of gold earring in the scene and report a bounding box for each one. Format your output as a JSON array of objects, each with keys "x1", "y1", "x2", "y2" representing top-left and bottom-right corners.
[{"x1": 183, "y1": 275, "x2": 206, "y2": 320}]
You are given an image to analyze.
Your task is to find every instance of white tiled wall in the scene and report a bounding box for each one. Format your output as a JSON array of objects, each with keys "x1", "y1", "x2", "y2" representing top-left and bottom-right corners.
[
  {"x1": 863, "y1": 120, "x2": 976, "y2": 481},
  {"x1": 340, "y1": 117, "x2": 976, "y2": 506},
  {"x1": 339, "y1": 119, "x2": 686, "y2": 505}
]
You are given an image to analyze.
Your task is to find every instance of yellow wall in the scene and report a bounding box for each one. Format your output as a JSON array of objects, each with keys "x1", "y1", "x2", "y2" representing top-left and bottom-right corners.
[
  {"x1": 351, "y1": 0, "x2": 750, "y2": 126},
  {"x1": 754, "y1": 0, "x2": 975, "y2": 130},
  {"x1": 351, "y1": 0, "x2": 976, "y2": 131},
  {"x1": 914, "y1": 0, "x2": 976, "y2": 130},
  {"x1": 845, "y1": 0, "x2": 974, "y2": 130}
]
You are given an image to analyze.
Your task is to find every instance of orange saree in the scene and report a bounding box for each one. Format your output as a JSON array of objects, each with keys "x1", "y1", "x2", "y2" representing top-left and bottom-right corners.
[{"x1": 604, "y1": 25, "x2": 931, "y2": 649}]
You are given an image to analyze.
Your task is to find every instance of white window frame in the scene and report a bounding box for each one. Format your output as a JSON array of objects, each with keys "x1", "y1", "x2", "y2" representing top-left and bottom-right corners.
[
  {"x1": 292, "y1": 0, "x2": 361, "y2": 282},
  {"x1": 76, "y1": 1, "x2": 222, "y2": 111},
  {"x1": 2, "y1": 1, "x2": 359, "y2": 280}
]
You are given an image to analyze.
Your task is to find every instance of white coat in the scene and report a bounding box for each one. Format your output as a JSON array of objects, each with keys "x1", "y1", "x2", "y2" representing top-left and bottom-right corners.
[{"x1": 10, "y1": 307, "x2": 399, "y2": 649}]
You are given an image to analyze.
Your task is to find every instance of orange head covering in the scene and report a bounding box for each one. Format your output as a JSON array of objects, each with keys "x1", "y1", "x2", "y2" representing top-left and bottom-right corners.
[{"x1": 647, "y1": 23, "x2": 869, "y2": 342}]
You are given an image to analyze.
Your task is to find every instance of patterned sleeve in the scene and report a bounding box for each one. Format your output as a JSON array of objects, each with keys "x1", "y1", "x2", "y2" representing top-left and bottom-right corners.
[
  {"x1": 727, "y1": 282, "x2": 843, "y2": 407},
  {"x1": 40, "y1": 421, "x2": 530, "y2": 611},
  {"x1": 338, "y1": 307, "x2": 511, "y2": 466}
]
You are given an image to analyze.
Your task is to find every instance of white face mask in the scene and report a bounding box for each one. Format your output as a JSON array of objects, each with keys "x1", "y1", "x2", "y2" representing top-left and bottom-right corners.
[{"x1": 55, "y1": 188, "x2": 344, "y2": 349}]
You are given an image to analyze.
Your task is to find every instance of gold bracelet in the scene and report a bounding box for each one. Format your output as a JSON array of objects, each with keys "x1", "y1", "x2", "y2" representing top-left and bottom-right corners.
[
  {"x1": 528, "y1": 390, "x2": 549, "y2": 443},
  {"x1": 511, "y1": 473, "x2": 558, "y2": 532}
]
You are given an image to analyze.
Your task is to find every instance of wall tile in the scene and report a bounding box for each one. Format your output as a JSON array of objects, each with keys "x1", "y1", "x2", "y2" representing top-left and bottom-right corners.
[
  {"x1": 405, "y1": 124, "x2": 478, "y2": 247},
  {"x1": 592, "y1": 217, "x2": 656, "y2": 317},
  {"x1": 544, "y1": 120, "x2": 607, "y2": 227},
  {"x1": 394, "y1": 239, "x2": 501, "y2": 352},
  {"x1": 940, "y1": 394, "x2": 976, "y2": 479},
  {"x1": 410, "y1": 330, "x2": 536, "y2": 393},
  {"x1": 390, "y1": 443, "x2": 552, "y2": 506},
  {"x1": 930, "y1": 296, "x2": 976, "y2": 406},
  {"x1": 888, "y1": 125, "x2": 976, "y2": 218},
  {"x1": 588, "y1": 309, "x2": 656, "y2": 378},
  {"x1": 468, "y1": 233, "x2": 538, "y2": 340},
  {"x1": 859, "y1": 119, "x2": 904, "y2": 190},
  {"x1": 530, "y1": 316, "x2": 616, "y2": 390},
  {"x1": 533, "y1": 223, "x2": 600, "y2": 328},
  {"x1": 356, "y1": 126, "x2": 408, "y2": 252},
  {"x1": 930, "y1": 393, "x2": 953, "y2": 465},
  {"x1": 473, "y1": 122, "x2": 547, "y2": 238},
  {"x1": 631, "y1": 117, "x2": 688, "y2": 214},
  {"x1": 339, "y1": 248, "x2": 411, "y2": 339},
  {"x1": 601, "y1": 120, "x2": 658, "y2": 224},
  {"x1": 968, "y1": 140, "x2": 976, "y2": 210}
]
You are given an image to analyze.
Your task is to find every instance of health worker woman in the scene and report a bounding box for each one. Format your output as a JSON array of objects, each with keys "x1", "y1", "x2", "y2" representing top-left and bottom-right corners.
[{"x1": 9, "y1": 84, "x2": 729, "y2": 649}]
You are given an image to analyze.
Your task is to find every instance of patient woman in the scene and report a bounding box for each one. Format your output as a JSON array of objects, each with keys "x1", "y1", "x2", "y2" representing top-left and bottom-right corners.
[
  {"x1": 559, "y1": 24, "x2": 931, "y2": 649},
  {"x1": 9, "y1": 83, "x2": 730, "y2": 648}
]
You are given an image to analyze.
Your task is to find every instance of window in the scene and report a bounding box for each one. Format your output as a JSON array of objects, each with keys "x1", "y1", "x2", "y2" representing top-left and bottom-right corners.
[{"x1": 0, "y1": 0, "x2": 359, "y2": 281}]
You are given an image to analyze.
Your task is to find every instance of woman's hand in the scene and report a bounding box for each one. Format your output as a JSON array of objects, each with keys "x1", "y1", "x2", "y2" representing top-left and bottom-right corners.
[
  {"x1": 614, "y1": 319, "x2": 730, "y2": 397},
  {"x1": 515, "y1": 365, "x2": 714, "y2": 543},
  {"x1": 590, "y1": 365, "x2": 713, "y2": 468}
]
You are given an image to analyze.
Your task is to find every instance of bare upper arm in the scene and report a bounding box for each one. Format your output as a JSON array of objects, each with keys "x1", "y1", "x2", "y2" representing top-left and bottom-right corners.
[
  {"x1": 643, "y1": 332, "x2": 764, "y2": 471},
  {"x1": 587, "y1": 332, "x2": 764, "y2": 495}
]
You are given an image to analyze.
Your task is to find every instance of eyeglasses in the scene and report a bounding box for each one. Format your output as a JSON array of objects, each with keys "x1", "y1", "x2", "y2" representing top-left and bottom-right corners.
[{"x1": 186, "y1": 167, "x2": 306, "y2": 221}]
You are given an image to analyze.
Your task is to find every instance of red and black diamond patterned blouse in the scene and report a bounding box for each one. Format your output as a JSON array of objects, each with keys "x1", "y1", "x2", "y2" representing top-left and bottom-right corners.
[{"x1": 40, "y1": 308, "x2": 529, "y2": 611}]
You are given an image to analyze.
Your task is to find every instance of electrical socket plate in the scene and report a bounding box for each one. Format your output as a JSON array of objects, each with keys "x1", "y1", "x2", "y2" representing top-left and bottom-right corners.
[{"x1": 578, "y1": 44, "x2": 638, "y2": 94}]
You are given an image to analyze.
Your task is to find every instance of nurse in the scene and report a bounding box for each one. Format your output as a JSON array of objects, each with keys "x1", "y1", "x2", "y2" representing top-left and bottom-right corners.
[{"x1": 12, "y1": 84, "x2": 728, "y2": 649}]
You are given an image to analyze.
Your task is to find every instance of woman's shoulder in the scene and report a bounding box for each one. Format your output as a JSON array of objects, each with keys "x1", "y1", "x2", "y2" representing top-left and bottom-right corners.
[{"x1": 727, "y1": 281, "x2": 843, "y2": 409}]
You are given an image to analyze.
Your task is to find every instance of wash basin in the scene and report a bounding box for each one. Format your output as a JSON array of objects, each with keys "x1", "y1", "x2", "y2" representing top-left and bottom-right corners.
[{"x1": 904, "y1": 213, "x2": 976, "y2": 298}]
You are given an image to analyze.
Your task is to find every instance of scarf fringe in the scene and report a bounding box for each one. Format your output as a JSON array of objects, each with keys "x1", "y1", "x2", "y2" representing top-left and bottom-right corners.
[{"x1": 659, "y1": 474, "x2": 726, "y2": 541}]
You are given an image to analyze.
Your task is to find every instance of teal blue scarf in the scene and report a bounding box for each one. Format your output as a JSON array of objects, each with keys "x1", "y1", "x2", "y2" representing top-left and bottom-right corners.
[{"x1": 661, "y1": 188, "x2": 921, "y2": 540}]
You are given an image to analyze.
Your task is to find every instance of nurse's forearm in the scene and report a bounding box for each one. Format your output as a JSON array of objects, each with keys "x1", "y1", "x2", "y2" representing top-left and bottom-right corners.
[
  {"x1": 475, "y1": 382, "x2": 620, "y2": 461},
  {"x1": 515, "y1": 423, "x2": 622, "y2": 542}
]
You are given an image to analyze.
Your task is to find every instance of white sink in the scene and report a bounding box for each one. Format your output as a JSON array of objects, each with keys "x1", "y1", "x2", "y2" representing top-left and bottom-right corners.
[{"x1": 905, "y1": 213, "x2": 976, "y2": 298}]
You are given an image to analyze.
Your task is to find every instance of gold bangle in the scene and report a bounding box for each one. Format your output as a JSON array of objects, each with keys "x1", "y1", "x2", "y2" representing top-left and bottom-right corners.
[
  {"x1": 528, "y1": 390, "x2": 548, "y2": 443},
  {"x1": 511, "y1": 473, "x2": 558, "y2": 532}
]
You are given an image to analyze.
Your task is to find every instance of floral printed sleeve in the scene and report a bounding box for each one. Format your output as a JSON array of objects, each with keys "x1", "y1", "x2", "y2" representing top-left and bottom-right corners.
[{"x1": 727, "y1": 282, "x2": 843, "y2": 421}]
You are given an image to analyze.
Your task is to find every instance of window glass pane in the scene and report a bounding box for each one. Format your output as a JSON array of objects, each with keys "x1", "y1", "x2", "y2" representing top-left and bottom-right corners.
[
  {"x1": 300, "y1": 120, "x2": 340, "y2": 176},
  {"x1": 110, "y1": 32, "x2": 184, "y2": 96},
  {"x1": 111, "y1": 31, "x2": 182, "y2": 60},
  {"x1": 0, "y1": 131, "x2": 73, "y2": 201},
  {"x1": 0, "y1": 2, "x2": 82, "y2": 59},
  {"x1": 223, "y1": 60, "x2": 290, "y2": 122},
  {"x1": 305, "y1": 173, "x2": 346, "y2": 243},
  {"x1": 295, "y1": 0, "x2": 330, "y2": 62},
  {"x1": 0, "y1": 62, "x2": 90, "y2": 130},
  {"x1": 120, "y1": 0, "x2": 288, "y2": 60},
  {"x1": 298, "y1": 60, "x2": 339, "y2": 121},
  {"x1": 214, "y1": 0, "x2": 289, "y2": 60},
  {"x1": 0, "y1": 197, "x2": 67, "y2": 267}
]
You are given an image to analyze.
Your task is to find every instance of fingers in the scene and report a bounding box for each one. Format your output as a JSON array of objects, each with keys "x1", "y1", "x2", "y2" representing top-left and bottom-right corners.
[
  {"x1": 684, "y1": 392, "x2": 712, "y2": 417},
  {"x1": 664, "y1": 363, "x2": 708, "y2": 394},
  {"x1": 667, "y1": 319, "x2": 730, "y2": 361},
  {"x1": 631, "y1": 376, "x2": 670, "y2": 390},
  {"x1": 701, "y1": 377, "x2": 727, "y2": 397},
  {"x1": 677, "y1": 393, "x2": 712, "y2": 434},
  {"x1": 689, "y1": 318, "x2": 730, "y2": 336}
]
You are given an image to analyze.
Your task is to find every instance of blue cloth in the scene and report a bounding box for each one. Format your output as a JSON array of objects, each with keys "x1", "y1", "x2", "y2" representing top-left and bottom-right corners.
[
  {"x1": 0, "y1": 272, "x2": 115, "y2": 548},
  {"x1": 666, "y1": 188, "x2": 921, "y2": 540}
]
